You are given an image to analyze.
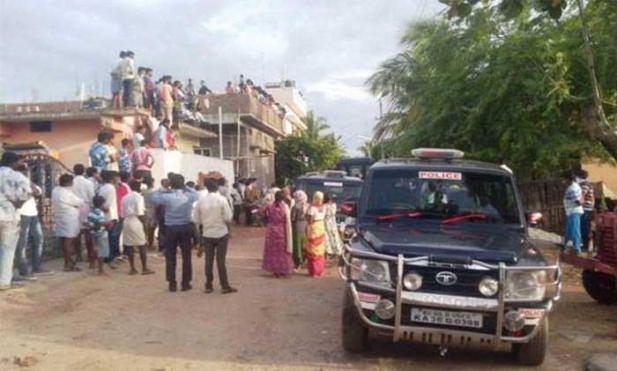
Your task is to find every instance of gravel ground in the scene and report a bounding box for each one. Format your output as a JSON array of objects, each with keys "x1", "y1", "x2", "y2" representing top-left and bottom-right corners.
[
  {"x1": 529, "y1": 228, "x2": 562, "y2": 244},
  {"x1": 0, "y1": 226, "x2": 615, "y2": 370}
]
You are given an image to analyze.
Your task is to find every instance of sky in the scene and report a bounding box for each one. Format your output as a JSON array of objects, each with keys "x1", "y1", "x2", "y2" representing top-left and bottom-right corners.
[{"x1": 0, "y1": 0, "x2": 444, "y2": 155}]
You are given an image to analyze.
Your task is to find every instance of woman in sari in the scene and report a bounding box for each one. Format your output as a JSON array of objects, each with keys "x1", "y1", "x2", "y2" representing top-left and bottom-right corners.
[
  {"x1": 262, "y1": 191, "x2": 293, "y2": 277},
  {"x1": 324, "y1": 194, "x2": 343, "y2": 257},
  {"x1": 304, "y1": 191, "x2": 327, "y2": 277},
  {"x1": 291, "y1": 190, "x2": 308, "y2": 270}
]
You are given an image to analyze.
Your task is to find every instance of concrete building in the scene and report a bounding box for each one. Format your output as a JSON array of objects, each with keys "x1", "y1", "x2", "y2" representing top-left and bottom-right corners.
[
  {"x1": 0, "y1": 98, "x2": 216, "y2": 170},
  {"x1": 197, "y1": 82, "x2": 307, "y2": 185},
  {"x1": 265, "y1": 80, "x2": 308, "y2": 134}
]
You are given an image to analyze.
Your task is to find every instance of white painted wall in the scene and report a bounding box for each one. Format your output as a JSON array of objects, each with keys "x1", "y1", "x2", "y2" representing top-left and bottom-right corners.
[{"x1": 150, "y1": 149, "x2": 235, "y2": 184}]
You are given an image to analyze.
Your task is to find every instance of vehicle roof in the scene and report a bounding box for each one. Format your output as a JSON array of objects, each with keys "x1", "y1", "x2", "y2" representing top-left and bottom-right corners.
[
  {"x1": 296, "y1": 174, "x2": 364, "y2": 183},
  {"x1": 370, "y1": 158, "x2": 511, "y2": 175},
  {"x1": 337, "y1": 157, "x2": 373, "y2": 165}
]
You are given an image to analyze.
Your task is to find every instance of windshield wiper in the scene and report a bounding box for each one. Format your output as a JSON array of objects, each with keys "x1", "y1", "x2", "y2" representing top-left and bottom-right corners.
[
  {"x1": 442, "y1": 213, "x2": 487, "y2": 224},
  {"x1": 377, "y1": 212, "x2": 423, "y2": 221}
]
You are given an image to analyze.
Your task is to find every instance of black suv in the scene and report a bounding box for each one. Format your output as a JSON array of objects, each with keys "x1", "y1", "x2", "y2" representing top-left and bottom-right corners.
[
  {"x1": 295, "y1": 171, "x2": 363, "y2": 240},
  {"x1": 339, "y1": 149, "x2": 561, "y2": 366}
]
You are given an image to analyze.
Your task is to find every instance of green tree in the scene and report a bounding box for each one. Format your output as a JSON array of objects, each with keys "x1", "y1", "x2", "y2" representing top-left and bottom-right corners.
[
  {"x1": 275, "y1": 134, "x2": 343, "y2": 186},
  {"x1": 368, "y1": 2, "x2": 616, "y2": 179},
  {"x1": 439, "y1": 0, "x2": 617, "y2": 158}
]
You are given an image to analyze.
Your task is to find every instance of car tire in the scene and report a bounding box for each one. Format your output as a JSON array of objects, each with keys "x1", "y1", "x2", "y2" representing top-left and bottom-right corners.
[
  {"x1": 342, "y1": 288, "x2": 369, "y2": 353},
  {"x1": 512, "y1": 317, "x2": 548, "y2": 366},
  {"x1": 582, "y1": 270, "x2": 617, "y2": 305}
]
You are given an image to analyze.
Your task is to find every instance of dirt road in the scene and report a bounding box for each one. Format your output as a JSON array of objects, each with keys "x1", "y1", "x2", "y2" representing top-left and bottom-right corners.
[{"x1": 1, "y1": 227, "x2": 615, "y2": 370}]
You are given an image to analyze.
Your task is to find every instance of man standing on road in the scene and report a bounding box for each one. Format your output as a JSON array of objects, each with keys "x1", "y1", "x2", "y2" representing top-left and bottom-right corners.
[
  {"x1": 193, "y1": 179, "x2": 237, "y2": 294},
  {"x1": 72, "y1": 164, "x2": 95, "y2": 267},
  {"x1": 561, "y1": 171, "x2": 584, "y2": 255},
  {"x1": 16, "y1": 182, "x2": 52, "y2": 279},
  {"x1": 577, "y1": 170, "x2": 595, "y2": 252},
  {"x1": 0, "y1": 152, "x2": 32, "y2": 291},
  {"x1": 147, "y1": 174, "x2": 199, "y2": 292},
  {"x1": 98, "y1": 170, "x2": 121, "y2": 265}
]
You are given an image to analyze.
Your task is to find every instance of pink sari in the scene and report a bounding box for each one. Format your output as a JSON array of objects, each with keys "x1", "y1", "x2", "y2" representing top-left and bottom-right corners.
[{"x1": 262, "y1": 203, "x2": 293, "y2": 275}]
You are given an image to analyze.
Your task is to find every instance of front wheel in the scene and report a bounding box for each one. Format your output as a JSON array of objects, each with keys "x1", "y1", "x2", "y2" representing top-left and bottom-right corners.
[
  {"x1": 342, "y1": 288, "x2": 369, "y2": 353},
  {"x1": 512, "y1": 317, "x2": 548, "y2": 366},
  {"x1": 582, "y1": 270, "x2": 617, "y2": 305}
]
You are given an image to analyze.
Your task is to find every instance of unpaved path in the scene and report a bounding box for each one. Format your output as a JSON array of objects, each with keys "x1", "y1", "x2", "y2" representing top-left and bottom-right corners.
[{"x1": 0, "y1": 227, "x2": 615, "y2": 370}]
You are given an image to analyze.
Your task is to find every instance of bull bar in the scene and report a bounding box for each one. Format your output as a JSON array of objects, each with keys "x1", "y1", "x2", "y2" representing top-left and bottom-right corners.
[{"x1": 339, "y1": 244, "x2": 562, "y2": 349}]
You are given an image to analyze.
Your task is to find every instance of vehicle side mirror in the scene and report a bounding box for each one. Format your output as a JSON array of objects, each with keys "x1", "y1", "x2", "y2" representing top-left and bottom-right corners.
[
  {"x1": 526, "y1": 212, "x2": 543, "y2": 227},
  {"x1": 340, "y1": 203, "x2": 356, "y2": 217}
]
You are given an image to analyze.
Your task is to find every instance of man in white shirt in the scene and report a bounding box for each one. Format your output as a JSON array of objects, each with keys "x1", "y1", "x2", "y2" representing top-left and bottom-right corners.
[
  {"x1": 122, "y1": 50, "x2": 136, "y2": 108},
  {"x1": 15, "y1": 183, "x2": 53, "y2": 280},
  {"x1": 98, "y1": 170, "x2": 121, "y2": 263},
  {"x1": 133, "y1": 126, "x2": 145, "y2": 150},
  {"x1": 0, "y1": 152, "x2": 32, "y2": 290},
  {"x1": 561, "y1": 171, "x2": 584, "y2": 254},
  {"x1": 193, "y1": 179, "x2": 237, "y2": 294},
  {"x1": 72, "y1": 164, "x2": 96, "y2": 266},
  {"x1": 111, "y1": 51, "x2": 126, "y2": 109}
]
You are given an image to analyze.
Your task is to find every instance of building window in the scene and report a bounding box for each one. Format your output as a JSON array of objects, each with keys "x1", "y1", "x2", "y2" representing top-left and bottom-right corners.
[
  {"x1": 30, "y1": 121, "x2": 52, "y2": 132},
  {"x1": 194, "y1": 147, "x2": 212, "y2": 157}
]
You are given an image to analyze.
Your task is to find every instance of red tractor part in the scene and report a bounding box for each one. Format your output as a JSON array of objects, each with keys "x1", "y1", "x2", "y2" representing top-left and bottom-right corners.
[{"x1": 560, "y1": 212, "x2": 617, "y2": 304}]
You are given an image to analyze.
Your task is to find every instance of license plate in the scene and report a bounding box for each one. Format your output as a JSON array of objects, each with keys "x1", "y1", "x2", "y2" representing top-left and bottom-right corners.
[{"x1": 411, "y1": 308, "x2": 483, "y2": 328}]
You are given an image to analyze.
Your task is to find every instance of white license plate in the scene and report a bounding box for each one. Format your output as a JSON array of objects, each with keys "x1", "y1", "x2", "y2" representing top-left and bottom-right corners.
[{"x1": 411, "y1": 308, "x2": 483, "y2": 328}]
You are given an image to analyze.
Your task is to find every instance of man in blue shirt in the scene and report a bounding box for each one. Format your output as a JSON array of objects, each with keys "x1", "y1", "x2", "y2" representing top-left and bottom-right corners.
[
  {"x1": 118, "y1": 138, "x2": 132, "y2": 174},
  {"x1": 147, "y1": 174, "x2": 199, "y2": 292},
  {"x1": 89, "y1": 133, "x2": 112, "y2": 171}
]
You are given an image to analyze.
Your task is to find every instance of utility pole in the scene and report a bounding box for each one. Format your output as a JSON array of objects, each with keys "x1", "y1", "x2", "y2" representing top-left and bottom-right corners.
[
  {"x1": 218, "y1": 106, "x2": 223, "y2": 159},
  {"x1": 378, "y1": 98, "x2": 385, "y2": 160}
]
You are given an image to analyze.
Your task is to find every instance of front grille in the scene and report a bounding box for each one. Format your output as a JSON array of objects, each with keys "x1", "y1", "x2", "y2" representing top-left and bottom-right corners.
[{"x1": 402, "y1": 265, "x2": 499, "y2": 298}]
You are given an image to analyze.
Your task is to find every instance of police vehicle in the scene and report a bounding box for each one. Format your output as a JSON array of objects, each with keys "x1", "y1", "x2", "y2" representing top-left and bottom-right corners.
[
  {"x1": 295, "y1": 171, "x2": 363, "y2": 241},
  {"x1": 339, "y1": 149, "x2": 561, "y2": 365}
]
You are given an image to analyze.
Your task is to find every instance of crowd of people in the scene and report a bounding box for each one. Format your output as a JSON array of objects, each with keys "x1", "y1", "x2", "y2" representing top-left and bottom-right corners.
[
  {"x1": 261, "y1": 188, "x2": 344, "y2": 279},
  {"x1": 0, "y1": 136, "x2": 348, "y2": 292},
  {"x1": 109, "y1": 51, "x2": 287, "y2": 128}
]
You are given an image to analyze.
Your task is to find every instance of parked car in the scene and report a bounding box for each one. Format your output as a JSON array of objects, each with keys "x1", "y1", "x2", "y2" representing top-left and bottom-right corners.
[
  {"x1": 337, "y1": 157, "x2": 373, "y2": 179},
  {"x1": 295, "y1": 171, "x2": 363, "y2": 241},
  {"x1": 339, "y1": 148, "x2": 561, "y2": 365}
]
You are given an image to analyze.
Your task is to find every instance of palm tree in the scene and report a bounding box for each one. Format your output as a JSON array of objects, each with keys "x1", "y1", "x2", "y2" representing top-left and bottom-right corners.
[
  {"x1": 301, "y1": 111, "x2": 331, "y2": 140},
  {"x1": 358, "y1": 141, "x2": 374, "y2": 157}
]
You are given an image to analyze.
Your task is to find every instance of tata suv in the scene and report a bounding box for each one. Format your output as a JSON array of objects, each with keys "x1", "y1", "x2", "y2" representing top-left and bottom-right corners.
[{"x1": 339, "y1": 149, "x2": 561, "y2": 366}]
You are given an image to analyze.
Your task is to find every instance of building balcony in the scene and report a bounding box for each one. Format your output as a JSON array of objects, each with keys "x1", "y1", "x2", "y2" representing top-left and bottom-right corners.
[{"x1": 199, "y1": 93, "x2": 285, "y2": 138}]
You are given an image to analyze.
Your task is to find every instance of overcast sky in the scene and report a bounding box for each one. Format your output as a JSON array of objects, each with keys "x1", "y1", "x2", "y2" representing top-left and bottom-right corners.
[{"x1": 0, "y1": 0, "x2": 444, "y2": 155}]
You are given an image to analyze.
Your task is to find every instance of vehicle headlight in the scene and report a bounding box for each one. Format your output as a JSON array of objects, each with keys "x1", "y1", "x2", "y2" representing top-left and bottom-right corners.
[
  {"x1": 478, "y1": 277, "x2": 499, "y2": 297},
  {"x1": 403, "y1": 272, "x2": 423, "y2": 291},
  {"x1": 351, "y1": 259, "x2": 391, "y2": 288},
  {"x1": 505, "y1": 270, "x2": 547, "y2": 301}
]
